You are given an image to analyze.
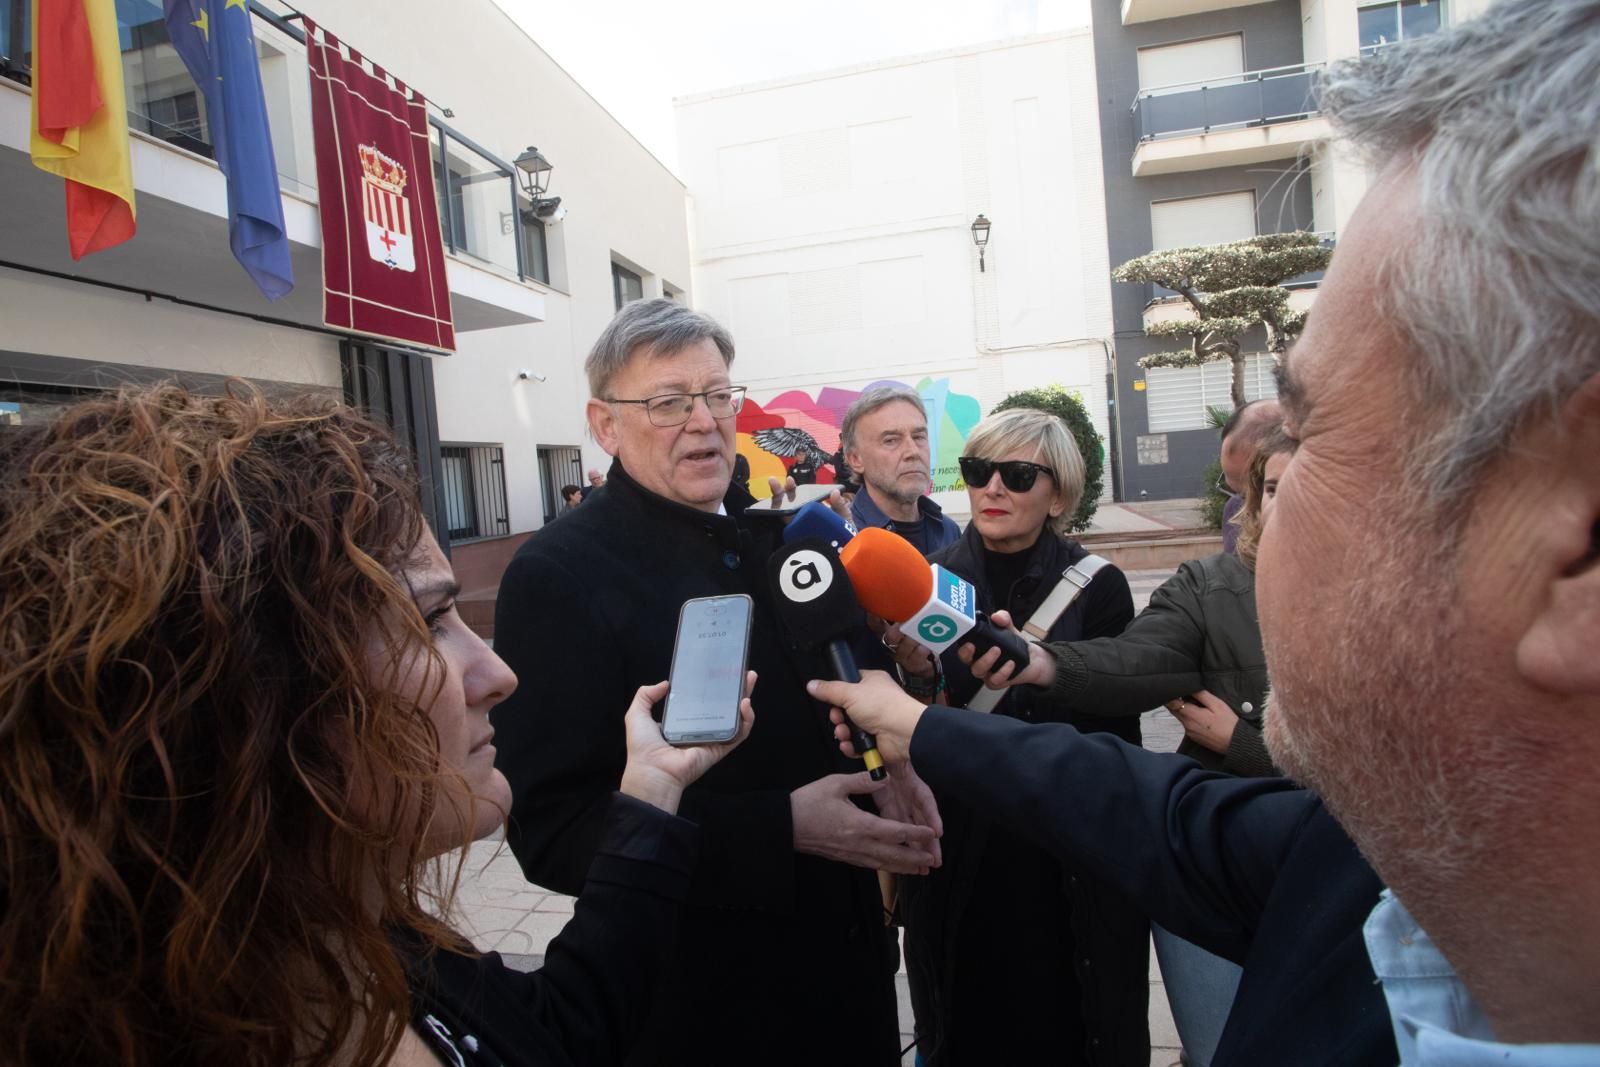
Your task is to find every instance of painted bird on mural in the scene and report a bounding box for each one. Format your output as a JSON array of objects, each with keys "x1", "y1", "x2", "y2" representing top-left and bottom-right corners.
[{"x1": 751, "y1": 427, "x2": 832, "y2": 485}]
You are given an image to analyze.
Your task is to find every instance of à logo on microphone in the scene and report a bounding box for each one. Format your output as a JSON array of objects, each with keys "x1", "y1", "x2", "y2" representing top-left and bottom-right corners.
[
  {"x1": 778, "y1": 549, "x2": 834, "y2": 602},
  {"x1": 918, "y1": 615, "x2": 959, "y2": 644}
]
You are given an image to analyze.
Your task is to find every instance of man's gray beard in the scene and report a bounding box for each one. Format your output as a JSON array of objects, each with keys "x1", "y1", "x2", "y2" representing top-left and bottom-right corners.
[
  {"x1": 1262, "y1": 516, "x2": 1509, "y2": 901},
  {"x1": 870, "y1": 472, "x2": 929, "y2": 509}
]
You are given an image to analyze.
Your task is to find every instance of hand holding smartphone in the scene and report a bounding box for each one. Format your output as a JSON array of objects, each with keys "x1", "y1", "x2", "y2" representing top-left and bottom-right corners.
[
  {"x1": 744, "y1": 481, "x2": 839, "y2": 518},
  {"x1": 661, "y1": 594, "x2": 754, "y2": 746}
]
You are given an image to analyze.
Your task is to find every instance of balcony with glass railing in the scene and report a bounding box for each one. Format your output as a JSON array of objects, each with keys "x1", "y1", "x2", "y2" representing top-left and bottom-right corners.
[
  {"x1": 0, "y1": 0, "x2": 543, "y2": 332},
  {"x1": 1129, "y1": 63, "x2": 1329, "y2": 178}
]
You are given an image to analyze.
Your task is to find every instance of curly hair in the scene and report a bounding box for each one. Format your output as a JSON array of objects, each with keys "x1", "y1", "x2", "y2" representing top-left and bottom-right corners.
[
  {"x1": 0, "y1": 384, "x2": 468, "y2": 1066},
  {"x1": 1235, "y1": 427, "x2": 1295, "y2": 571}
]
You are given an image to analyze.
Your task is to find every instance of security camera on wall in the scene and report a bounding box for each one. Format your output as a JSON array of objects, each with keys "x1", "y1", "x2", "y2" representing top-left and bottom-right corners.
[{"x1": 546, "y1": 204, "x2": 568, "y2": 225}]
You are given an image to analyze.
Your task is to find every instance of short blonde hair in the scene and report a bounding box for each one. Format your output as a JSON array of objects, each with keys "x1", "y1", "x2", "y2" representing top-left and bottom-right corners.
[{"x1": 963, "y1": 408, "x2": 1086, "y2": 536}]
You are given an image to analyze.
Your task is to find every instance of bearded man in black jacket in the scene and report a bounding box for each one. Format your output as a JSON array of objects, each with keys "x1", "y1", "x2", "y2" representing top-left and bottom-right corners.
[{"x1": 491, "y1": 298, "x2": 943, "y2": 1066}]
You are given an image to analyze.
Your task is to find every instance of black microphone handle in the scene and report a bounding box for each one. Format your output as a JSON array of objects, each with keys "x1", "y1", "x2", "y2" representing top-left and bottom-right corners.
[
  {"x1": 825, "y1": 640, "x2": 888, "y2": 781},
  {"x1": 826, "y1": 640, "x2": 862, "y2": 684},
  {"x1": 965, "y1": 614, "x2": 1032, "y2": 675}
]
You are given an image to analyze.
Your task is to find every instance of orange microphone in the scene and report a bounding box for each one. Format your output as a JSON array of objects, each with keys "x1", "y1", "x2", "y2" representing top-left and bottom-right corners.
[{"x1": 840, "y1": 527, "x2": 1030, "y2": 671}]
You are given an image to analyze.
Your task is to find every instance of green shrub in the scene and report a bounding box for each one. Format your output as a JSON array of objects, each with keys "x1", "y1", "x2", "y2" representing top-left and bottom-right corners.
[
  {"x1": 1199, "y1": 404, "x2": 1230, "y2": 529},
  {"x1": 992, "y1": 385, "x2": 1104, "y2": 533},
  {"x1": 1200, "y1": 458, "x2": 1228, "y2": 529}
]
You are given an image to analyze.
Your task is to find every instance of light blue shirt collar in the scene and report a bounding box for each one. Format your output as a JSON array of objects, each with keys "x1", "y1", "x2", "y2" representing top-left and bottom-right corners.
[{"x1": 1364, "y1": 890, "x2": 1599, "y2": 1065}]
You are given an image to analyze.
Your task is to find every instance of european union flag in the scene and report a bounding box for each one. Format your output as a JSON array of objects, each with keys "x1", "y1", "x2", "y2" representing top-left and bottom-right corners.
[{"x1": 163, "y1": 0, "x2": 293, "y2": 299}]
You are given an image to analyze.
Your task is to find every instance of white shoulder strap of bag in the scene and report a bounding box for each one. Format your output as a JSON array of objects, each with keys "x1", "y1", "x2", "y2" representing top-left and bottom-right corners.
[{"x1": 966, "y1": 554, "x2": 1112, "y2": 714}]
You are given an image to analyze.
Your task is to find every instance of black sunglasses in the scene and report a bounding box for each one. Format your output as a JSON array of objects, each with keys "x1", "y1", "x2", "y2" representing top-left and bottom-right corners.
[{"x1": 959, "y1": 456, "x2": 1055, "y2": 494}]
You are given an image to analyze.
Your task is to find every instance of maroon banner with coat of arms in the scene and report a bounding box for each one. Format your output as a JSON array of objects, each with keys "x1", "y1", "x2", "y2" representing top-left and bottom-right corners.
[{"x1": 305, "y1": 18, "x2": 454, "y2": 351}]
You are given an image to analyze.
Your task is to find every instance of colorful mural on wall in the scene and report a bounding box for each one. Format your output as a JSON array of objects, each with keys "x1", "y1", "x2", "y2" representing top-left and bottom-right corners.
[{"x1": 736, "y1": 378, "x2": 982, "y2": 499}]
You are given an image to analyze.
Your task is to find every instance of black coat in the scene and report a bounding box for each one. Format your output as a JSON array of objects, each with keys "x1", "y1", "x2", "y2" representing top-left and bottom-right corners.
[
  {"x1": 909, "y1": 707, "x2": 1397, "y2": 1067},
  {"x1": 900, "y1": 524, "x2": 1149, "y2": 1066},
  {"x1": 399, "y1": 795, "x2": 698, "y2": 1067},
  {"x1": 490, "y1": 462, "x2": 901, "y2": 1066}
]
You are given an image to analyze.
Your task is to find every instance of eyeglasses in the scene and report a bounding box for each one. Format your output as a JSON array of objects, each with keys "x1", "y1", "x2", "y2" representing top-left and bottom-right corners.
[
  {"x1": 603, "y1": 386, "x2": 747, "y2": 427},
  {"x1": 958, "y1": 457, "x2": 1055, "y2": 494}
]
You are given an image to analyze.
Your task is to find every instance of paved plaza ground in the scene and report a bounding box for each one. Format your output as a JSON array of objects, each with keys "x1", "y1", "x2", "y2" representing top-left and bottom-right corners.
[{"x1": 450, "y1": 567, "x2": 1189, "y2": 1066}]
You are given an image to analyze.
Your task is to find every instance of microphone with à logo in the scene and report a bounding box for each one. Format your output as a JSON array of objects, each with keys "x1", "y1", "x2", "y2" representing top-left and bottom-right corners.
[{"x1": 767, "y1": 538, "x2": 888, "y2": 780}]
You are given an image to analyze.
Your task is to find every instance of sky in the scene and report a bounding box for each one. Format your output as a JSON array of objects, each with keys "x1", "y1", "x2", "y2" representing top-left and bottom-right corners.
[{"x1": 490, "y1": 0, "x2": 1093, "y2": 175}]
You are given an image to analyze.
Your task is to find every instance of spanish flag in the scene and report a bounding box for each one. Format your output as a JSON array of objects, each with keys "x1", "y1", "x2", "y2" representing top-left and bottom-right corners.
[{"x1": 29, "y1": 0, "x2": 137, "y2": 259}]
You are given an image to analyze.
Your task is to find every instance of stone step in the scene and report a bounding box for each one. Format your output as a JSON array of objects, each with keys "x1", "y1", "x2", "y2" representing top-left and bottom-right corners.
[{"x1": 1080, "y1": 534, "x2": 1222, "y2": 571}]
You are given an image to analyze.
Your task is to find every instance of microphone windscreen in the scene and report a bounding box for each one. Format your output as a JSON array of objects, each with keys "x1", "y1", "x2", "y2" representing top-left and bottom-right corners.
[
  {"x1": 838, "y1": 527, "x2": 933, "y2": 623},
  {"x1": 767, "y1": 537, "x2": 864, "y2": 646},
  {"x1": 781, "y1": 501, "x2": 857, "y2": 550}
]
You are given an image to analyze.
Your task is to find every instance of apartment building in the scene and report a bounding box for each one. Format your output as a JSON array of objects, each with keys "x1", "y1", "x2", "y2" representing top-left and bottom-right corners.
[{"x1": 1093, "y1": 0, "x2": 1483, "y2": 500}]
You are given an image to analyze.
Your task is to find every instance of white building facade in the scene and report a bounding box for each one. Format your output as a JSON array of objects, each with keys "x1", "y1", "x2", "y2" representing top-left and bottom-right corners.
[
  {"x1": 1, "y1": 0, "x2": 689, "y2": 610},
  {"x1": 675, "y1": 30, "x2": 1116, "y2": 519}
]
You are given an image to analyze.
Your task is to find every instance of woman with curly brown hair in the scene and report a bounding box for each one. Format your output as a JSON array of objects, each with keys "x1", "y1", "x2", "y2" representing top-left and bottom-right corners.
[{"x1": 0, "y1": 384, "x2": 752, "y2": 1067}]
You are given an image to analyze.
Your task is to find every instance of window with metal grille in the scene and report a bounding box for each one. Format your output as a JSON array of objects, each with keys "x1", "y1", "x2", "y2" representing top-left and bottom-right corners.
[
  {"x1": 1144, "y1": 354, "x2": 1280, "y2": 434},
  {"x1": 537, "y1": 445, "x2": 584, "y2": 524},
  {"x1": 439, "y1": 444, "x2": 510, "y2": 542}
]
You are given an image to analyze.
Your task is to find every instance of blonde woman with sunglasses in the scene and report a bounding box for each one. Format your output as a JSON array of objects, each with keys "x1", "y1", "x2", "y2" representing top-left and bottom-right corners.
[{"x1": 886, "y1": 408, "x2": 1149, "y2": 1066}]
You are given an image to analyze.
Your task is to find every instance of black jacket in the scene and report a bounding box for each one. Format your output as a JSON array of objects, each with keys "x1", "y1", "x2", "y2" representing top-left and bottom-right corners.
[
  {"x1": 400, "y1": 795, "x2": 697, "y2": 1067},
  {"x1": 900, "y1": 524, "x2": 1148, "y2": 1066},
  {"x1": 490, "y1": 462, "x2": 900, "y2": 1066},
  {"x1": 1048, "y1": 551, "x2": 1276, "y2": 776},
  {"x1": 910, "y1": 707, "x2": 1396, "y2": 1067}
]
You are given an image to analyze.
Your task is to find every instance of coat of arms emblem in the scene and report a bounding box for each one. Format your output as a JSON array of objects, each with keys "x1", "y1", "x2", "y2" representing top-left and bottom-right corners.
[{"x1": 359, "y1": 143, "x2": 414, "y2": 271}]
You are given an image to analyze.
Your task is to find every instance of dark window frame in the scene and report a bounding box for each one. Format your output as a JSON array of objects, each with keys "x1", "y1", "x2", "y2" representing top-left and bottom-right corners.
[
  {"x1": 1357, "y1": 0, "x2": 1446, "y2": 56},
  {"x1": 612, "y1": 261, "x2": 644, "y2": 311},
  {"x1": 437, "y1": 442, "x2": 511, "y2": 543},
  {"x1": 523, "y1": 215, "x2": 551, "y2": 285},
  {"x1": 536, "y1": 444, "x2": 584, "y2": 524}
]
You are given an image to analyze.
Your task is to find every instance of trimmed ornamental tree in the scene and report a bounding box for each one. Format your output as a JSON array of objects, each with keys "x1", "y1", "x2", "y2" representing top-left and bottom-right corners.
[
  {"x1": 992, "y1": 385, "x2": 1103, "y2": 533},
  {"x1": 1112, "y1": 231, "x2": 1331, "y2": 408}
]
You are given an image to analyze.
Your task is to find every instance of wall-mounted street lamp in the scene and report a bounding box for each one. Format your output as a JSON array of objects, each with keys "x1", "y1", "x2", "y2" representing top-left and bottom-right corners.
[
  {"x1": 970, "y1": 214, "x2": 992, "y2": 272},
  {"x1": 515, "y1": 146, "x2": 563, "y2": 221}
]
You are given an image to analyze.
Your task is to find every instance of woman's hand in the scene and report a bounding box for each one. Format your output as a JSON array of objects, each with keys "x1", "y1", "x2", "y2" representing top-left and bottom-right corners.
[
  {"x1": 1168, "y1": 688, "x2": 1237, "y2": 755},
  {"x1": 807, "y1": 670, "x2": 925, "y2": 763},
  {"x1": 956, "y1": 610, "x2": 1054, "y2": 690},
  {"x1": 620, "y1": 672, "x2": 757, "y2": 814}
]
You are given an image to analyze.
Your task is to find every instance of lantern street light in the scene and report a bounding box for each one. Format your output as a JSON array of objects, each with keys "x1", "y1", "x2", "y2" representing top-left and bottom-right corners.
[
  {"x1": 515, "y1": 146, "x2": 562, "y2": 220},
  {"x1": 970, "y1": 214, "x2": 992, "y2": 272}
]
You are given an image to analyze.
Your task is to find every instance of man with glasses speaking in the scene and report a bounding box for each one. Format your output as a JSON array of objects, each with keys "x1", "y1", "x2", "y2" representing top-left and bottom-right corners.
[{"x1": 492, "y1": 299, "x2": 929, "y2": 1065}]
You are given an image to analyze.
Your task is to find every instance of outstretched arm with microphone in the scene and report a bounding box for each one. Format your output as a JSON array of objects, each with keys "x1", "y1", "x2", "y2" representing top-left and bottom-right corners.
[{"x1": 804, "y1": 670, "x2": 1338, "y2": 972}]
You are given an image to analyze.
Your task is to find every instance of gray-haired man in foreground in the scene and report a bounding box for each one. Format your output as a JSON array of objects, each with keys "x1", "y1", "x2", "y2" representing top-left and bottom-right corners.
[{"x1": 812, "y1": 2, "x2": 1600, "y2": 1063}]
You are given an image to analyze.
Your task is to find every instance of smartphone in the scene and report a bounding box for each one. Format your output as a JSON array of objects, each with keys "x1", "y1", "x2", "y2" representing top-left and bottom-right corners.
[
  {"x1": 744, "y1": 482, "x2": 839, "y2": 518},
  {"x1": 661, "y1": 594, "x2": 753, "y2": 746}
]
